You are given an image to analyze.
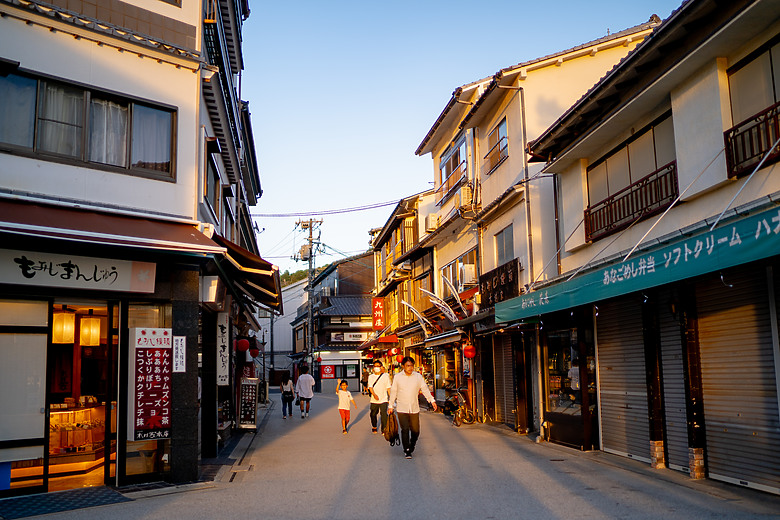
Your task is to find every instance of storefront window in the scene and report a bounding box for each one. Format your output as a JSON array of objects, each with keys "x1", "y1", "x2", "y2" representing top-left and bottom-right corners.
[{"x1": 545, "y1": 330, "x2": 582, "y2": 416}]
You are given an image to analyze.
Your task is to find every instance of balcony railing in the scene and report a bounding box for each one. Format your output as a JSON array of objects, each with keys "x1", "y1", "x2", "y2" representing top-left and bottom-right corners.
[
  {"x1": 585, "y1": 161, "x2": 678, "y2": 242},
  {"x1": 724, "y1": 101, "x2": 780, "y2": 178},
  {"x1": 483, "y1": 136, "x2": 508, "y2": 175},
  {"x1": 435, "y1": 161, "x2": 466, "y2": 203}
]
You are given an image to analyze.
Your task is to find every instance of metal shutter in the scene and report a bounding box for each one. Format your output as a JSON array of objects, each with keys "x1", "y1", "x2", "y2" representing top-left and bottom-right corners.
[
  {"x1": 696, "y1": 268, "x2": 780, "y2": 493},
  {"x1": 493, "y1": 335, "x2": 515, "y2": 427},
  {"x1": 656, "y1": 287, "x2": 689, "y2": 472},
  {"x1": 597, "y1": 297, "x2": 651, "y2": 462}
]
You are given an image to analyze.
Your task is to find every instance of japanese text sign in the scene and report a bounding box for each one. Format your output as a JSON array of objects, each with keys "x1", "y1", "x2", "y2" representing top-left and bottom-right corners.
[
  {"x1": 128, "y1": 328, "x2": 172, "y2": 441},
  {"x1": 372, "y1": 298, "x2": 384, "y2": 330},
  {"x1": 173, "y1": 336, "x2": 186, "y2": 373},
  {"x1": 216, "y1": 312, "x2": 230, "y2": 386}
]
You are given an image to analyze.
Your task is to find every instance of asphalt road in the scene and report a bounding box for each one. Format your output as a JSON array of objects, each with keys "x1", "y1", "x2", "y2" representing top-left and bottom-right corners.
[{"x1": 32, "y1": 390, "x2": 780, "y2": 519}]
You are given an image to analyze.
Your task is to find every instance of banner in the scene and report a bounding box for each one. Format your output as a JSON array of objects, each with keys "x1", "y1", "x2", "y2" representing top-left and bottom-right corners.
[{"x1": 128, "y1": 328, "x2": 172, "y2": 441}]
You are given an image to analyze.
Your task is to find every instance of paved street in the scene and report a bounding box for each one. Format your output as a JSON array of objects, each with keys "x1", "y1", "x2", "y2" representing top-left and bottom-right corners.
[{"x1": 32, "y1": 390, "x2": 780, "y2": 520}]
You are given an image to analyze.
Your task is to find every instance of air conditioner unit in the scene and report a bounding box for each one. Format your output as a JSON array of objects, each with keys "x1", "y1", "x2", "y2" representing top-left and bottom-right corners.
[
  {"x1": 425, "y1": 214, "x2": 439, "y2": 232},
  {"x1": 460, "y1": 264, "x2": 477, "y2": 288}
]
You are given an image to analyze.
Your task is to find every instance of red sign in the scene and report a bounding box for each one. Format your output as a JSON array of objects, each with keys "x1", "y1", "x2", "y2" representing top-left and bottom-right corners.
[
  {"x1": 129, "y1": 328, "x2": 172, "y2": 441},
  {"x1": 321, "y1": 365, "x2": 335, "y2": 379},
  {"x1": 372, "y1": 297, "x2": 385, "y2": 330}
]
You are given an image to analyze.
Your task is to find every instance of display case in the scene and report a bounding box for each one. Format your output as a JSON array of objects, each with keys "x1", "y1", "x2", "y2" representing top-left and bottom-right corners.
[{"x1": 48, "y1": 403, "x2": 106, "y2": 463}]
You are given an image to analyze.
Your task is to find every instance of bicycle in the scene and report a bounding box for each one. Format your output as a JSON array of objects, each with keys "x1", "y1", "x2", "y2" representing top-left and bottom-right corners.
[{"x1": 445, "y1": 386, "x2": 476, "y2": 427}]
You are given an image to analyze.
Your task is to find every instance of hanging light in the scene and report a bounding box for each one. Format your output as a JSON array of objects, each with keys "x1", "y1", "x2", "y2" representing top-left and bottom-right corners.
[
  {"x1": 52, "y1": 311, "x2": 75, "y2": 344},
  {"x1": 80, "y1": 311, "x2": 101, "y2": 346}
]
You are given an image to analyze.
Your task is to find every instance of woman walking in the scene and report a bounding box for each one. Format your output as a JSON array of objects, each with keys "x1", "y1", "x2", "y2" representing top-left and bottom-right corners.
[{"x1": 279, "y1": 373, "x2": 295, "y2": 419}]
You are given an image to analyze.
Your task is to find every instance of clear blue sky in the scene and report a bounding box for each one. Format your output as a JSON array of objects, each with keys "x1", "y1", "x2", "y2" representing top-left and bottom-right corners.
[{"x1": 241, "y1": 0, "x2": 684, "y2": 277}]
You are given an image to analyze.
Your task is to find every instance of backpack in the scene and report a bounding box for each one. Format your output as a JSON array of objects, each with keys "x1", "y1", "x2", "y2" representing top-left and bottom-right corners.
[{"x1": 384, "y1": 411, "x2": 400, "y2": 446}]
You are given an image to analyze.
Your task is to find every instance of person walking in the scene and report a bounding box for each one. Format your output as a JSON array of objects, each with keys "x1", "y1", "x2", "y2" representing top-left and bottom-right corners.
[
  {"x1": 336, "y1": 379, "x2": 357, "y2": 433},
  {"x1": 295, "y1": 364, "x2": 316, "y2": 418},
  {"x1": 360, "y1": 367, "x2": 369, "y2": 395},
  {"x1": 387, "y1": 356, "x2": 437, "y2": 459},
  {"x1": 367, "y1": 360, "x2": 391, "y2": 434},
  {"x1": 279, "y1": 373, "x2": 295, "y2": 419}
]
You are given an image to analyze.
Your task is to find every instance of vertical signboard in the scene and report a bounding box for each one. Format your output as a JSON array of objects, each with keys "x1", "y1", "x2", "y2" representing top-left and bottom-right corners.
[
  {"x1": 217, "y1": 312, "x2": 229, "y2": 386},
  {"x1": 173, "y1": 336, "x2": 186, "y2": 373},
  {"x1": 129, "y1": 328, "x2": 172, "y2": 441},
  {"x1": 237, "y1": 377, "x2": 259, "y2": 429},
  {"x1": 372, "y1": 298, "x2": 384, "y2": 330}
]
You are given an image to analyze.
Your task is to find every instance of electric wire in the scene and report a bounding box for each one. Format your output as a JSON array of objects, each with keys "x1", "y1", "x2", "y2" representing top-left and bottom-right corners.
[{"x1": 252, "y1": 199, "x2": 399, "y2": 217}]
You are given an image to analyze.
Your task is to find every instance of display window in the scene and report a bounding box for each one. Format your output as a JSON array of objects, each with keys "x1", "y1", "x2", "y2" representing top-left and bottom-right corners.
[{"x1": 544, "y1": 329, "x2": 594, "y2": 416}]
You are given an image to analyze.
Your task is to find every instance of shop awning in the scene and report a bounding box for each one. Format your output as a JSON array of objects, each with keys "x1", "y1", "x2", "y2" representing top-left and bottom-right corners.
[
  {"x1": 211, "y1": 234, "x2": 283, "y2": 313},
  {"x1": 425, "y1": 330, "x2": 461, "y2": 348},
  {"x1": 496, "y1": 202, "x2": 780, "y2": 324},
  {"x1": 0, "y1": 199, "x2": 223, "y2": 254},
  {"x1": 358, "y1": 334, "x2": 398, "y2": 350}
]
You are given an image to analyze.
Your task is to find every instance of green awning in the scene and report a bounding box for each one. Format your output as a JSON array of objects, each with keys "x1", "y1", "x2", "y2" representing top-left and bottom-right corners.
[{"x1": 496, "y1": 203, "x2": 780, "y2": 323}]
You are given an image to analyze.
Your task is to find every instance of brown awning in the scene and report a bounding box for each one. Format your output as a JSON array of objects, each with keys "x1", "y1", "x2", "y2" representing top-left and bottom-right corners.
[
  {"x1": 0, "y1": 199, "x2": 223, "y2": 254},
  {"x1": 211, "y1": 234, "x2": 283, "y2": 313},
  {"x1": 358, "y1": 334, "x2": 398, "y2": 350}
]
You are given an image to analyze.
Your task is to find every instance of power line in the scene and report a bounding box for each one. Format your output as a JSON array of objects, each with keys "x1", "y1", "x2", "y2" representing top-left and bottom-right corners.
[{"x1": 252, "y1": 199, "x2": 398, "y2": 217}]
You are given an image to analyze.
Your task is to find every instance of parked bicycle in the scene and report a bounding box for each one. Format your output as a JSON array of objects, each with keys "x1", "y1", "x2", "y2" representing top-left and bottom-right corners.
[{"x1": 443, "y1": 385, "x2": 476, "y2": 426}]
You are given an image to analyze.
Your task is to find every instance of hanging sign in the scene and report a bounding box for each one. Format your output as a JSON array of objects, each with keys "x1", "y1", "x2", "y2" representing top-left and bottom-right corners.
[
  {"x1": 128, "y1": 328, "x2": 172, "y2": 441},
  {"x1": 372, "y1": 298, "x2": 384, "y2": 330},
  {"x1": 321, "y1": 365, "x2": 335, "y2": 379},
  {"x1": 237, "y1": 377, "x2": 259, "y2": 429},
  {"x1": 330, "y1": 332, "x2": 368, "y2": 342},
  {"x1": 217, "y1": 312, "x2": 229, "y2": 386}
]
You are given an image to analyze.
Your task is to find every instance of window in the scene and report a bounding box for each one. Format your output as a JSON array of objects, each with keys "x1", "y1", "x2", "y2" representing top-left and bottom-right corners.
[
  {"x1": 205, "y1": 155, "x2": 220, "y2": 218},
  {"x1": 725, "y1": 36, "x2": 780, "y2": 178},
  {"x1": 441, "y1": 248, "x2": 478, "y2": 297},
  {"x1": 485, "y1": 118, "x2": 508, "y2": 173},
  {"x1": 437, "y1": 138, "x2": 466, "y2": 203},
  {"x1": 0, "y1": 71, "x2": 175, "y2": 180},
  {"x1": 495, "y1": 225, "x2": 514, "y2": 267}
]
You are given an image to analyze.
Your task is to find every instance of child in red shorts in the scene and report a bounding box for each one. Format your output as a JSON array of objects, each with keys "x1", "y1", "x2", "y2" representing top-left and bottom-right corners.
[{"x1": 336, "y1": 379, "x2": 357, "y2": 434}]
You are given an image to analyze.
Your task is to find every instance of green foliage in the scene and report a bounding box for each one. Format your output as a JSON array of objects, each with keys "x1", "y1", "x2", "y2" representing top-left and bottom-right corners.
[{"x1": 280, "y1": 269, "x2": 308, "y2": 287}]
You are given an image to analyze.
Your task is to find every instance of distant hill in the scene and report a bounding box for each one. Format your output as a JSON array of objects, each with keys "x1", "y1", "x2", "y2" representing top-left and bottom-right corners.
[{"x1": 280, "y1": 265, "x2": 329, "y2": 287}]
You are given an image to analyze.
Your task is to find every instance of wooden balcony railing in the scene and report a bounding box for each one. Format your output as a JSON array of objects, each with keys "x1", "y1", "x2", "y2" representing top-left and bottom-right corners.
[
  {"x1": 483, "y1": 136, "x2": 508, "y2": 175},
  {"x1": 585, "y1": 161, "x2": 678, "y2": 242},
  {"x1": 724, "y1": 101, "x2": 780, "y2": 178}
]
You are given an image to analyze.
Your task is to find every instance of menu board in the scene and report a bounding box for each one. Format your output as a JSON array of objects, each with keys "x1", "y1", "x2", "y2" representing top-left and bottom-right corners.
[
  {"x1": 237, "y1": 378, "x2": 259, "y2": 429},
  {"x1": 129, "y1": 328, "x2": 172, "y2": 441}
]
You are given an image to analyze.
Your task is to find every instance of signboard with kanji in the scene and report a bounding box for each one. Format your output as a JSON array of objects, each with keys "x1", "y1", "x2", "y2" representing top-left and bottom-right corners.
[
  {"x1": 128, "y1": 328, "x2": 172, "y2": 441},
  {"x1": 216, "y1": 312, "x2": 229, "y2": 386},
  {"x1": 372, "y1": 297, "x2": 384, "y2": 330},
  {"x1": 237, "y1": 377, "x2": 259, "y2": 429},
  {"x1": 173, "y1": 336, "x2": 186, "y2": 373},
  {"x1": 321, "y1": 365, "x2": 335, "y2": 379}
]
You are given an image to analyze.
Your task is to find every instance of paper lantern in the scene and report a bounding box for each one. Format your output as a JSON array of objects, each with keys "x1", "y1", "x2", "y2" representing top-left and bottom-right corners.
[
  {"x1": 249, "y1": 348, "x2": 260, "y2": 358},
  {"x1": 52, "y1": 312, "x2": 75, "y2": 344},
  {"x1": 396, "y1": 354, "x2": 404, "y2": 363},
  {"x1": 237, "y1": 338, "x2": 250, "y2": 352},
  {"x1": 316, "y1": 356, "x2": 322, "y2": 363},
  {"x1": 365, "y1": 352, "x2": 373, "y2": 359},
  {"x1": 390, "y1": 347, "x2": 398, "y2": 355},
  {"x1": 463, "y1": 344, "x2": 477, "y2": 359},
  {"x1": 80, "y1": 317, "x2": 101, "y2": 346}
]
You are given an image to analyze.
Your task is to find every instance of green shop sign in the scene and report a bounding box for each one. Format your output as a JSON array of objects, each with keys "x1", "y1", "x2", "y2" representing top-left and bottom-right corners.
[{"x1": 496, "y1": 204, "x2": 780, "y2": 323}]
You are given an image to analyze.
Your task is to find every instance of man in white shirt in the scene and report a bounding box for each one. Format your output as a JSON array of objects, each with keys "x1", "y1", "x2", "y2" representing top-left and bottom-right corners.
[
  {"x1": 387, "y1": 356, "x2": 437, "y2": 459},
  {"x1": 295, "y1": 364, "x2": 316, "y2": 418},
  {"x1": 367, "y1": 360, "x2": 391, "y2": 434}
]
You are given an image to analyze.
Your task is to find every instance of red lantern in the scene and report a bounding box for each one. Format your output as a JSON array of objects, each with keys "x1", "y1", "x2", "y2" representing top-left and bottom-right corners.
[
  {"x1": 366, "y1": 352, "x2": 373, "y2": 359},
  {"x1": 463, "y1": 343, "x2": 477, "y2": 359},
  {"x1": 390, "y1": 347, "x2": 398, "y2": 355},
  {"x1": 316, "y1": 356, "x2": 322, "y2": 363},
  {"x1": 249, "y1": 348, "x2": 260, "y2": 358},
  {"x1": 396, "y1": 354, "x2": 404, "y2": 363},
  {"x1": 237, "y1": 338, "x2": 250, "y2": 352}
]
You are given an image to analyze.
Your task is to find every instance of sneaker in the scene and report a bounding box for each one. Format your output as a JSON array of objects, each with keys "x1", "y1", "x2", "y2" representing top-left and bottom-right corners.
[
  {"x1": 371, "y1": 428, "x2": 377, "y2": 434},
  {"x1": 301, "y1": 413, "x2": 305, "y2": 419},
  {"x1": 343, "y1": 429, "x2": 347, "y2": 434},
  {"x1": 283, "y1": 416, "x2": 287, "y2": 419},
  {"x1": 404, "y1": 451, "x2": 412, "y2": 459},
  {"x1": 305, "y1": 412, "x2": 309, "y2": 417}
]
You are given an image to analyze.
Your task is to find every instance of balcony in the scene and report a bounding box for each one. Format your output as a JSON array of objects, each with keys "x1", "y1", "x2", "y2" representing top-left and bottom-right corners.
[
  {"x1": 724, "y1": 101, "x2": 780, "y2": 178},
  {"x1": 435, "y1": 161, "x2": 466, "y2": 204},
  {"x1": 584, "y1": 161, "x2": 678, "y2": 242}
]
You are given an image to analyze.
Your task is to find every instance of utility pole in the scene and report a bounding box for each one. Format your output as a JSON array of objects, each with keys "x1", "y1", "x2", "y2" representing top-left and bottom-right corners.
[{"x1": 296, "y1": 219, "x2": 322, "y2": 363}]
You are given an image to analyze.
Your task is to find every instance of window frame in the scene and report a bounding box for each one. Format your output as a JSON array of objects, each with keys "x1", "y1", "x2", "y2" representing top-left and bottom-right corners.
[
  {"x1": 484, "y1": 117, "x2": 508, "y2": 175},
  {"x1": 495, "y1": 225, "x2": 514, "y2": 267},
  {"x1": 0, "y1": 68, "x2": 177, "y2": 182}
]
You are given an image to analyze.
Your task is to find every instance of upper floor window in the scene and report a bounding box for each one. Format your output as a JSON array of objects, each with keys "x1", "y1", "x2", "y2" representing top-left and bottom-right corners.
[
  {"x1": 725, "y1": 36, "x2": 780, "y2": 178},
  {"x1": 437, "y1": 138, "x2": 466, "y2": 203},
  {"x1": 442, "y1": 248, "x2": 478, "y2": 297},
  {"x1": 205, "y1": 154, "x2": 220, "y2": 219},
  {"x1": 485, "y1": 118, "x2": 508, "y2": 174},
  {"x1": 495, "y1": 225, "x2": 513, "y2": 267},
  {"x1": 0, "y1": 71, "x2": 175, "y2": 181},
  {"x1": 586, "y1": 112, "x2": 675, "y2": 206}
]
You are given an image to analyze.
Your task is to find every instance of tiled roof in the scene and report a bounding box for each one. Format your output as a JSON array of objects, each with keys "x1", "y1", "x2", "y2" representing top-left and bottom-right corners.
[{"x1": 319, "y1": 296, "x2": 372, "y2": 316}]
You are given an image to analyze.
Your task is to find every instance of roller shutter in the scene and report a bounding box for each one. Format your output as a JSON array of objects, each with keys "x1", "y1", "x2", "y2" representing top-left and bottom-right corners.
[
  {"x1": 696, "y1": 268, "x2": 780, "y2": 494},
  {"x1": 657, "y1": 287, "x2": 689, "y2": 472},
  {"x1": 493, "y1": 335, "x2": 515, "y2": 428},
  {"x1": 597, "y1": 297, "x2": 651, "y2": 462}
]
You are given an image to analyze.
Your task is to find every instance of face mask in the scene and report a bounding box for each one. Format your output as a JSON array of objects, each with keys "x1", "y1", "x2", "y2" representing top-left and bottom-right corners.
[{"x1": 373, "y1": 367, "x2": 380, "y2": 373}]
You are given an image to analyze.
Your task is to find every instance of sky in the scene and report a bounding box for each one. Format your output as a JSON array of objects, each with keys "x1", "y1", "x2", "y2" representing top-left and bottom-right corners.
[{"x1": 241, "y1": 0, "x2": 684, "y2": 277}]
